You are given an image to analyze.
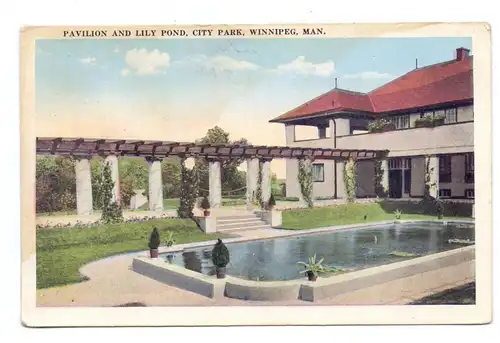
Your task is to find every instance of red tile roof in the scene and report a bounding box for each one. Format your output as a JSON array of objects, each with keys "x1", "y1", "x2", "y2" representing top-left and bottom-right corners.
[{"x1": 270, "y1": 51, "x2": 473, "y2": 123}]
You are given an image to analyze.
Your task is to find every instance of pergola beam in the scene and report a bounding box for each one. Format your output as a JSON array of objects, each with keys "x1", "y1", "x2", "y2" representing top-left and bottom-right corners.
[{"x1": 36, "y1": 137, "x2": 389, "y2": 161}]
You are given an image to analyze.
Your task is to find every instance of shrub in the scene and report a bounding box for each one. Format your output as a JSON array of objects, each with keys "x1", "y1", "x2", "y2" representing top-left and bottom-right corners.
[
  {"x1": 211, "y1": 239, "x2": 230, "y2": 268},
  {"x1": 415, "y1": 114, "x2": 446, "y2": 128},
  {"x1": 268, "y1": 193, "x2": 276, "y2": 208},
  {"x1": 148, "y1": 227, "x2": 161, "y2": 250},
  {"x1": 178, "y1": 158, "x2": 200, "y2": 218},
  {"x1": 100, "y1": 161, "x2": 123, "y2": 224}
]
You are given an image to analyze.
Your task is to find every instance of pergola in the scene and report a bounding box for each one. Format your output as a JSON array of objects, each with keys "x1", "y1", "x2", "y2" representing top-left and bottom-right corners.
[{"x1": 36, "y1": 137, "x2": 389, "y2": 215}]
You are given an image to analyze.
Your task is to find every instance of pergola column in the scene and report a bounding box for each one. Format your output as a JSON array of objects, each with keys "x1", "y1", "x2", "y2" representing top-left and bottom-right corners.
[
  {"x1": 74, "y1": 157, "x2": 93, "y2": 215},
  {"x1": 381, "y1": 158, "x2": 389, "y2": 194},
  {"x1": 246, "y1": 157, "x2": 260, "y2": 210},
  {"x1": 208, "y1": 159, "x2": 222, "y2": 208},
  {"x1": 425, "y1": 155, "x2": 439, "y2": 198},
  {"x1": 104, "y1": 154, "x2": 121, "y2": 205},
  {"x1": 147, "y1": 157, "x2": 163, "y2": 211},
  {"x1": 261, "y1": 159, "x2": 272, "y2": 205}
]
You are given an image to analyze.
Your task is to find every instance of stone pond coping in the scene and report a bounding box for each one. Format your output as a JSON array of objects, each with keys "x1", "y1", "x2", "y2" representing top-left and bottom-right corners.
[
  {"x1": 128, "y1": 218, "x2": 474, "y2": 302},
  {"x1": 132, "y1": 245, "x2": 475, "y2": 302}
]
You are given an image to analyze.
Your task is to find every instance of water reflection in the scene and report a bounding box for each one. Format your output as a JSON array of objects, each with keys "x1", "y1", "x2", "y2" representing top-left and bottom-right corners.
[{"x1": 163, "y1": 222, "x2": 474, "y2": 281}]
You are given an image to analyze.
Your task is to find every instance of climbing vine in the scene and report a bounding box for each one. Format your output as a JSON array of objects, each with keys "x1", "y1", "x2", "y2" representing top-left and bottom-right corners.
[
  {"x1": 373, "y1": 159, "x2": 387, "y2": 198},
  {"x1": 178, "y1": 158, "x2": 200, "y2": 218},
  {"x1": 344, "y1": 157, "x2": 357, "y2": 203},
  {"x1": 254, "y1": 160, "x2": 263, "y2": 208},
  {"x1": 297, "y1": 159, "x2": 314, "y2": 208},
  {"x1": 100, "y1": 161, "x2": 123, "y2": 224}
]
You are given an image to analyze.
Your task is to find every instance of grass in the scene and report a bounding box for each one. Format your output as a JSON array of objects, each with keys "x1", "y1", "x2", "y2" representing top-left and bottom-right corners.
[
  {"x1": 409, "y1": 282, "x2": 475, "y2": 305},
  {"x1": 36, "y1": 218, "x2": 232, "y2": 289},
  {"x1": 280, "y1": 202, "x2": 472, "y2": 230}
]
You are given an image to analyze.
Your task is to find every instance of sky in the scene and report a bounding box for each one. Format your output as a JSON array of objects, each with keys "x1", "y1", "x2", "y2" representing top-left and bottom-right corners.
[{"x1": 35, "y1": 37, "x2": 472, "y2": 178}]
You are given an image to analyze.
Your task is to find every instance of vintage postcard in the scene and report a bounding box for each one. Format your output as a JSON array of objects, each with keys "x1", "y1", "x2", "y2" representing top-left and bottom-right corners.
[{"x1": 21, "y1": 23, "x2": 492, "y2": 327}]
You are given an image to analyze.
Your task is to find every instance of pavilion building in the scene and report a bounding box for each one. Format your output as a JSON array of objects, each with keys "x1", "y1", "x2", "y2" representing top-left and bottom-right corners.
[{"x1": 269, "y1": 47, "x2": 474, "y2": 201}]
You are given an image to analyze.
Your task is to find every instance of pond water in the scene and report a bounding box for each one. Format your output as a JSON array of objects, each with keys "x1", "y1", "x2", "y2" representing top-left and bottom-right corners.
[{"x1": 160, "y1": 222, "x2": 474, "y2": 282}]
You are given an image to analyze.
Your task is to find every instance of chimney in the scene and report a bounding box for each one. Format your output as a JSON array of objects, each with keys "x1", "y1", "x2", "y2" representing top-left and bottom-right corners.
[
  {"x1": 334, "y1": 78, "x2": 338, "y2": 88},
  {"x1": 455, "y1": 47, "x2": 470, "y2": 61}
]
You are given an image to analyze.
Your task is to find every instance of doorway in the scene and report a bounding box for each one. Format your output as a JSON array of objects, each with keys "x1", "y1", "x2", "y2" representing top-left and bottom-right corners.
[{"x1": 388, "y1": 158, "x2": 412, "y2": 198}]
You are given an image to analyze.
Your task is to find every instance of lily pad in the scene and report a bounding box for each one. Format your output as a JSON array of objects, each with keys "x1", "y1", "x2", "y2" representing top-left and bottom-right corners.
[{"x1": 388, "y1": 251, "x2": 419, "y2": 258}]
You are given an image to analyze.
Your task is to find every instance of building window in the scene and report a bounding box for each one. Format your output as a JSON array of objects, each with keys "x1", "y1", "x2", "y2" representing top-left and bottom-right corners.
[
  {"x1": 465, "y1": 153, "x2": 474, "y2": 183},
  {"x1": 439, "y1": 189, "x2": 451, "y2": 198},
  {"x1": 444, "y1": 108, "x2": 458, "y2": 123},
  {"x1": 388, "y1": 158, "x2": 411, "y2": 170},
  {"x1": 439, "y1": 155, "x2": 452, "y2": 183},
  {"x1": 312, "y1": 163, "x2": 324, "y2": 182},
  {"x1": 389, "y1": 115, "x2": 410, "y2": 129},
  {"x1": 465, "y1": 189, "x2": 475, "y2": 199}
]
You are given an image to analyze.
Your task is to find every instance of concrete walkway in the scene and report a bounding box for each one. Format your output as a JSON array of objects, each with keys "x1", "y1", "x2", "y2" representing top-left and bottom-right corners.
[{"x1": 37, "y1": 225, "x2": 475, "y2": 307}]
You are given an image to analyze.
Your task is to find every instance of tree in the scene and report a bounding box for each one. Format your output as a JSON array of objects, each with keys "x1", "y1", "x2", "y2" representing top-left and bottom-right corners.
[
  {"x1": 100, "y1": 161, "x2": 123, "y2": 224},
  {"x1": 36, "y1": 156, "x2": 76, "y2": 213},
  {"x1": 194, "y1": 126, "x2": 249, "y2": 197}
]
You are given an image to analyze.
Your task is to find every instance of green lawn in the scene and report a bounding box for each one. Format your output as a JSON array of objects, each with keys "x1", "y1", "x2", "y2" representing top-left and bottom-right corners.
[
  {"x1": 281, "y1": 203, "x2": 472, "y2": 230},
  {"x1": 36, "y1": 219, "x2": 232, "y2": 289}
]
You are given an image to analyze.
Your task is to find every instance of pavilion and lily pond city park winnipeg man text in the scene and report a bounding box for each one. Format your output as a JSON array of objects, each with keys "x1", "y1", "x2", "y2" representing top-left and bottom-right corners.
[{"x1": 33, "y1": 40, "x2": 478, "y2": 310}]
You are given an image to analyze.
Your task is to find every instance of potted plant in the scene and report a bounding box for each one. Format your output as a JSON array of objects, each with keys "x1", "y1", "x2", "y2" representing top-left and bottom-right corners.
[
  {"x1": 297, "y1": 254, "x2": 331, "y2": 281},
  {"x1": 200, "y1": 196, "x2": 211, "y2": 217},
  {"x1": 164, "y1": 230, "x2": 176, "y2": 261},
  {"x1": 434, "y1": 115, "x2": 445, "y2": 126},
  {"x1": 148, "y1": 227, "x2": 160, "y2": 258},
  {"x1": 415, "y1": 115, "x2": 434, "y2": 128},
  {"x1": 165, "y1": 231, "x2": 176, "y2": 248},
  {"x1": 394, "y1": 209, "x2": 402, "y2": 220},
  {"x1": 211, "y1": 239, "x2": 230, "y2": 279},
  {"x1": 267, "y1": 193, "x2": 276, "y2": 211}
]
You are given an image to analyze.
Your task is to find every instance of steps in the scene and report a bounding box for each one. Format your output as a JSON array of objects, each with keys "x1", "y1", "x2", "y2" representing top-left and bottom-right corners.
[{"x1": 216, "y1": 213, "x2": 271, "y2": 232}]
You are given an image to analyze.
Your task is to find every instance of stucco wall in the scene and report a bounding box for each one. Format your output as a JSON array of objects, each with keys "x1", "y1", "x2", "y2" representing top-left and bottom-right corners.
[
  {"x1": 458, "y1": 105, "x2": 474, "y2": 122},
  {"x1": 337, "y1": 121, "x2": 474, "y2": 157},
  {"x1": 285, "y1": 159, "x2": 337, "y2": 199},
  {"x1": 411, "y1": 157, "x2": 426, "y2": 197},
  {"x1": 356, "y1": 160, "x2": 375, "y2": 197}
]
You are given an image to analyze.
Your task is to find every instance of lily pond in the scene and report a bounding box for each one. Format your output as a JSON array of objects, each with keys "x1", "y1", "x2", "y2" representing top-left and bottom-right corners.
[{"x1": 160, "y1": 221, "x2": 474, "y2": 281}]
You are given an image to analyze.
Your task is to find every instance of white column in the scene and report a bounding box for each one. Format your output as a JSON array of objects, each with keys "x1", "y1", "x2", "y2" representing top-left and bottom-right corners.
[
  {"x1": 75, "y1": 158, "x2": 93, "y2": 215},
  {"x1": 147, "y1": 157, "x2": 163, "y2": 211},
  {"x1": 426, "y1": 155, "x2": 439, "y2": 198},
  {"x1": 246, "y1": 158, "x2": 260, "y2": 210},
  {"x1": 208, "y1": 160, "x2": 222, "y2": 208},
  {"x1": 381, "y1": 159, "x2": 389, "y2": 195},
  {"x1": 104, "y1": 154, "x2": 120, "y2": 205},
  {"x1": 261, "y1": 159, "x2": 272, "y2": 205}
]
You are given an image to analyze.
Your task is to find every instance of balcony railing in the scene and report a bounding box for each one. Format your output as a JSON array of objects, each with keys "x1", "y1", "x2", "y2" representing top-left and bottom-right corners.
[{"x1": 335, "y1": 121, "x2": 473, "y2": 157}]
